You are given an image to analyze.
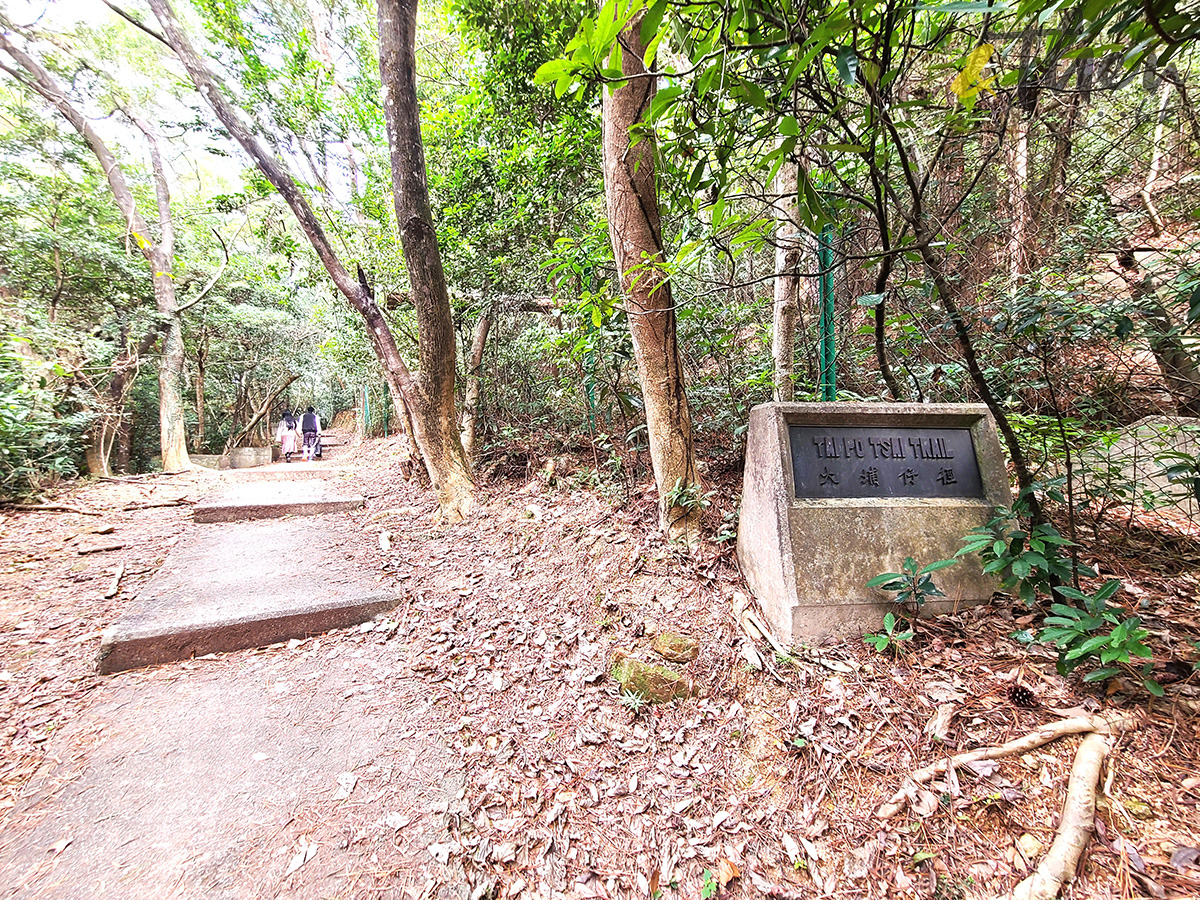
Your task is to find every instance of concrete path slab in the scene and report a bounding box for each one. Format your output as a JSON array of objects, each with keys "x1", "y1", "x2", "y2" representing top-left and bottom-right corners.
[
  {"x1": 193, "y1": 479, "x2": 363, "y2": 523},
  {"x1": 0, "y1": 654, "x2": 461, "y2": 899},
  {"x1": 97, "y1": 518, "x2": 397, "y2": 674}
]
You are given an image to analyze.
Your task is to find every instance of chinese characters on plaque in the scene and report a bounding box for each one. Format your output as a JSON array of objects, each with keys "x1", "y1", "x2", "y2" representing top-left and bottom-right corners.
[{"x1": 789, "y1": 426, "x2": 984, "y2": 499}]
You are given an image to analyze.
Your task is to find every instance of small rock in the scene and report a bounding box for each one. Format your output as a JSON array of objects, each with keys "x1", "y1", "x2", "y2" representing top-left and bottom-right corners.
[
  {"x1": 610, "y1": 650, "x2": 692, "y2": 704},
  {"x1": 1017, "y1": 833, "x2": 1042, "y2": 860},
  {"x1": 1126, "y1": 798, "x2": 1155, "y2": 820},
  {"x1": 651, "y1": 632, "x2": 699, "y2": 663}
]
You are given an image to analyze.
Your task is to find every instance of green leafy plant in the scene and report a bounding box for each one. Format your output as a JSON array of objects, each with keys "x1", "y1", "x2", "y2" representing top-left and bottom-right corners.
[
  {"x1": 712, "y1": 509, "x2": 738, "y2": 544},
  {"x1": 864, "y1": 612, "x2": 914, "y2": 654},
  {"x1": 700, "y1": 869, "x2": 718, "y2": 899},
  {"x1": 662, "y1": 477, "x2": 711, "y2": 514},
  {"x1": 1156, "y1": 448, "x2": 1200, "y2": 504},
  {"x1": 866, "y1": 556, "x2": 958, "y2": 610},
  {"x1": 957, "y1": 505, "x2": 1084, "y2": 605},
  {"x1": 617, "y1": 687, "x2": 647, "y2": 715},
  {"x1": 1038, "y1": 580, "x2": 1160, "y2": 695},
  {"x1": 0, "y1": 342, "x2": 85, "y2": 500}
]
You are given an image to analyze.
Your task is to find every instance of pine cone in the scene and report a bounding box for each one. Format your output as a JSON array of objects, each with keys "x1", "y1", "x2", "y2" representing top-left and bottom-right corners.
[{"x1": 1008, "y1": 684, "x2": 1037, "y2": 708}]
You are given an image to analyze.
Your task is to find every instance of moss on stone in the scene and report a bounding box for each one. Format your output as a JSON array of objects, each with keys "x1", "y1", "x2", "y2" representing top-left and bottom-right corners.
[{"x1": 610, "y1": 650, "x2": 691, "y2": 703}]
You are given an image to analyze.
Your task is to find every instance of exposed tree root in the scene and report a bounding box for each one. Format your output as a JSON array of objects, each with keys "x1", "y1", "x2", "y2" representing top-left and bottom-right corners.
[
  {"x1": 4, "y1": 503, "x2": 101, "y2": 516},
  {"x1": 876, "y1": 712, "x2": 1138, "y2": 819},
  {"x1": 1008, "y1": 730, "x2": 1113, "y2": 900}
]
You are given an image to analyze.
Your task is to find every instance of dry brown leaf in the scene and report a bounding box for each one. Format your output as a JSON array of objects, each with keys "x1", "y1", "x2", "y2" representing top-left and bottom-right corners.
[
  {"x1": 923, "y1": 703, "x2": 956, "y2": 742},
  {"x1": 284, "y1": 837, "x2": 317, "y2": 877},
  {"x1": 716, "y1": 858, "x2": 739, "y2": 887},
  {"x1": 782, "y1": 833, "x2": 801, "y2": 866},
  {"x1": 911, "y1": 788, "x2": 939, "y2": 817}
]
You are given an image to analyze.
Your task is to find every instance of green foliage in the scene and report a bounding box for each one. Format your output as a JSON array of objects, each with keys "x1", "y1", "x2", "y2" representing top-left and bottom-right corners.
[
  {"x1": 1156, "y1": 448, "x2": 1200, "y2": 504},
  {"x1": 712, "y1": 508, "x2": 738, "y2": 545},
  {"x1": 1038, "y1": 581, "x2": 1161, "y2": 696},
  {"x1": 864, "y1": 612, "x2": 914, "y2": 655},
  {"x1": 959, "y1": 502, "x2": 1160, "y2": 695},
  {"x1": 0, "y1": 341, "x2": 86, "y2": 499},
  {"x1": 866, "y1": 557, "x2": 957, "y2": 610},
  {"x1": 617, "y1": 687, "x2": 646, "y2": 715},
  {"x1": 957, "y1": 505, "x2": 1082, "y2": 606},
  {"x1": 662, "y1": 477, "x2": 709, "y2": 514},
  {"x1": 700, "y1": 868, "x2": 718, "y2": 900}
]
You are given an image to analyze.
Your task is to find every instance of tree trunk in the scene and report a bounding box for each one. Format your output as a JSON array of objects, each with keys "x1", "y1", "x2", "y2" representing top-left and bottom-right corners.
[
  {"x1": 1006, "y1": 106, "x2": 1031, "y2": 280},
  {"x1": 1141, "y1": 79, "x2": 1173, "y2": 237},
  {"x1": 1037, "y1": 89, "x2": 1082, "y2": 229},
  {"x1": 920, "y1": 239, "x2": 1043, "y2": 522},
  {"x1": 86, "y1": 422, "x2": 116, "y2": 478},
  {"x1": 1127, "y1": 271, "x2": 1200, "y2": 415},
  {"x1": 85, "y1": 364, "x2": 126, "y2": 478},
  {"x1": 772, "y1": 156, "x2": 801, "y2": 402},
  {"x1": 152, "y1": 246, "x2": 189, "y2": 471},
  {"x1": 115, "y1": 419, "x2": 132, "y2": 474},
  {"x1": 462, "y1": 306, "x2": 493, "y2": 458},
  {"x1": 600, "y1": 6, "x2": 702, "y2": 543},
  {"x1": 0, "y1": 32, "x2": 189, "y2": 471},
  {"x1": 194, "y1": 336, "x2": 207, "y2": 451},
  {"x1": 377, "y1": 0, "x2": 474, "y2": 521}
]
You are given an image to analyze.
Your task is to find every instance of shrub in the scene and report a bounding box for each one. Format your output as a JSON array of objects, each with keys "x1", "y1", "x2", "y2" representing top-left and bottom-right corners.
[{"x1": 0, "y1": 338, "x2": 86, "y2": 499}]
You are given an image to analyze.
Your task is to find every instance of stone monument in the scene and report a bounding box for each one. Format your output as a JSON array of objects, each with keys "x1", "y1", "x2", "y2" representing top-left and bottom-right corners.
[{"x1": 737, "y1": 402, "x2": 1011, "y2": 645}]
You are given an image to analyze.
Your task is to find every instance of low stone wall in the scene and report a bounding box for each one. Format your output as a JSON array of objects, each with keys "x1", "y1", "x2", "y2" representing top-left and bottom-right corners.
[{"x1": 227, "y1": 446, "x2": 272, "y2": 469}]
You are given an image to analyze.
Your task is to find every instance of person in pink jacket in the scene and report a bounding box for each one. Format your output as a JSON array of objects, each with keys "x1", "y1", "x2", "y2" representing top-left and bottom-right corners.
[{"x1": 276, "y1": 410, "x2": 299, "y2": 463}]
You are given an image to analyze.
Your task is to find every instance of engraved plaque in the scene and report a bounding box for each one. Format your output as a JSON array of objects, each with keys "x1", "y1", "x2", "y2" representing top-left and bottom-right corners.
[{"x1": 789, "y1": 426, "x2": 983, "y2": 499}]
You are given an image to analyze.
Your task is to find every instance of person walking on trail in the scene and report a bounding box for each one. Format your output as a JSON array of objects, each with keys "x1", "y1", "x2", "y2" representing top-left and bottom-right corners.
[
  {"x1": 276, "y1": 410, "x2": 299, "y2": 463},
  {"x1": 300, "y1": 406, "x2": 322, "y2": 462}
]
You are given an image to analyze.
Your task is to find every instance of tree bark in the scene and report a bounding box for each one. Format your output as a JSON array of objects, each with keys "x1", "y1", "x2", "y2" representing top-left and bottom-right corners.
[
  {"x1": 194, "y1": 328, "x2": 207, "y2": 451},
  {"x1": 377, "y1": 0, "x2": 474, "y2": 521},
  {"x1": 462, "y1": 305, "x2": 493, "y2": 458},
  {"x1": 1125, "y1": 270, "x2": 1200, "y2": 415},
  {"x1": 1037, "y1": 92, "x2": 1081, "y2": 229},
  {"x1": 772, "y1": 156, "x2": 802, "y2": 402},
  {"x1": 0, "y1": 32, "x2": 190, "y2": 471},
  {"x1": 600, "y1": 7, "x2": 702, "y2": 543},
  {"x1": 1006, "y1": 105, "x2": 1031, "y2": 280},
  {"x1": 1141, "y1": 79, "x2": 1173, "y2": 237}
]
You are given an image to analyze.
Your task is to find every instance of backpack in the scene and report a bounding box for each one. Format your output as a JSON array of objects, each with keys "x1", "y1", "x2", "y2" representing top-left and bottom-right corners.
[{"x1": 302, "y1": 412, "x2": 317, "y2": 432}]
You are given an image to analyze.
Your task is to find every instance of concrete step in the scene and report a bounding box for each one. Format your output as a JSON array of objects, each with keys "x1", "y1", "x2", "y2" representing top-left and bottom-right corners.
[
  {"x1": 97, "y1": 518, "x2": 397, "y2": 674},
  {"x1": 193, "y1": 480, "x2": 363, "y2": 523}
]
